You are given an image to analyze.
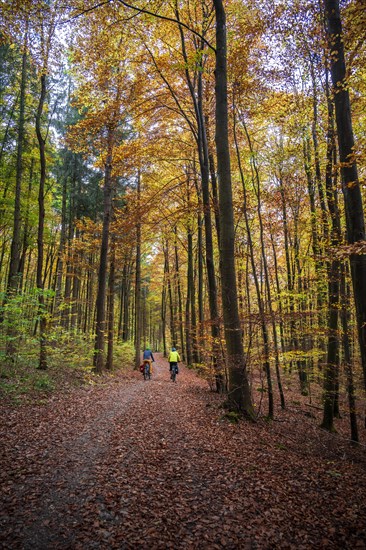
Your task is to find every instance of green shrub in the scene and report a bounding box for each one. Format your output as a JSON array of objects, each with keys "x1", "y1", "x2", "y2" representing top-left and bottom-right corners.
[
  {"x1": 114, "y1": 341, "x2": 135, "y2": 368},
  {"x1": 33, "y1": 374, "x2": 55, "y2": 392}
]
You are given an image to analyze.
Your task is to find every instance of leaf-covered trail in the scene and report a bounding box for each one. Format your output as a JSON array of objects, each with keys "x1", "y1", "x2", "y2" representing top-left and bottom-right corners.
[{"x1": 1, "y1": 355, "x2": 366, "y2": 549}]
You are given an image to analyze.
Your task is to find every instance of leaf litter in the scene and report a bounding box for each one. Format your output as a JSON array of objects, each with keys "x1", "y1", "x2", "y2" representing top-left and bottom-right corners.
[{"x1": 1, "y1": 354, "x2": 366, "y2": 549}]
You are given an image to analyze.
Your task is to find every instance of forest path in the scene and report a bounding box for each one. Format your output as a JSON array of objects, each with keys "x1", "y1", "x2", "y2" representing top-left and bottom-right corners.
[{"x1": 1, "y1": 353, "x2": 366, "y2": 549}]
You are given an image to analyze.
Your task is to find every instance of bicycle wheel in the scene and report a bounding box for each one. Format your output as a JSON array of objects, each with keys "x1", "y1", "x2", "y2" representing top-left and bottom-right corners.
[
  {"x1": 171, "y1": 366, "x2": 177, "y2": 382},
  {"x1": 144, "y1": 364, "x2": 149, "y2": 380}
]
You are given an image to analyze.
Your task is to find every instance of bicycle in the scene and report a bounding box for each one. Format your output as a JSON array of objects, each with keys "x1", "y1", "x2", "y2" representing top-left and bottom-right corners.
[
  {"x1": 170, "y1": 362, "x2": 178, "y2": 382},
  {"x1": 143, "y1": 360, "x2": 151, "y2": 380}
]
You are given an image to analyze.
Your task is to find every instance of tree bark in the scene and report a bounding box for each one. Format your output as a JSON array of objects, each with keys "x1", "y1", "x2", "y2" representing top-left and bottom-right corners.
[
  {"x1": 134, "y1": 173, "x2": 142, "y2": 369},
  {"x1": 213, "y1": 0, "x2": 254, "y2": 417},
  {"x1": 161, "y1": 280, "x2": 167, "y2": 357},
  {"x1": 234, "y1": 111, "x2": 275, "y2": 417},
  {"x1": 4, "y1": 37, "x2": 27, "y2": 354},
  {"x1": 93, "y1": 130, "x2": 114, "y2": 373},
  {"x1": 6, "y1": 35, "x2": 27, "y2": 295},
  {"x1": 175, "y1": 11, "x2": 221, "y2": 381},
  {"x1": 324, "y1": 0, "x2": 366, "y2": 390},
  {"x1": 185, "y1": 225, "x2": 193, "y2": 366},
  {"x1": 174, "y1": 226, "x2": 185, "y2": 361},
  {"x1": 106, "y1": 240, "x2": 115, "y2": 370},
  {"x1": 164, "y1": 242, "x2": 177, "y2": 348},
  {"x1": 35, "y1": 73, "x2": 48, "y2": 370}
]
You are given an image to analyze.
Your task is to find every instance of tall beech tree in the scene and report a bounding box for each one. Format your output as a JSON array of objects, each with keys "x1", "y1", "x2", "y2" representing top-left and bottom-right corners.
[
  {"x1": 324, "y1": 0, "x2": 366, "y2": 395},
  {"x1": 6, "y1": 32, "x2": 27, "y2": 298},
  {"x1": 213, "y1": 0, "x2": 254, "y2": 418},
  {"x1": 93, "y1": 126, "x2": 115, "y2": 372},
  {"x1": 4, "y1": 31, "x2": 28, "y2": 357},
  {"x1": 134, "y1": 172, "x2": 142, "y2": 369},
  {"x1": 33, "y1": 1, "x2": 61, "y2": 369},
  {"x1": 174, "y1": 2, "x2": 222, "y2": 386}
]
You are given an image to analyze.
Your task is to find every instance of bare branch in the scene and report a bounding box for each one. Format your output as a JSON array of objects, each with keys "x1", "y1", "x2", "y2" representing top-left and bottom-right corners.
[
  {"x1": 59, "y1": 0, "x2": 113, "y2": 25},
  {"x1": 115, "y1": 0, "x2": 215, "y2": 52}
]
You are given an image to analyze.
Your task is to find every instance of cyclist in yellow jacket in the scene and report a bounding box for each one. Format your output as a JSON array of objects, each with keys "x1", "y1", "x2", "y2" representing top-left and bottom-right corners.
[{"x1": 168, "y1": 347, "x2": 180, "y2": 373}]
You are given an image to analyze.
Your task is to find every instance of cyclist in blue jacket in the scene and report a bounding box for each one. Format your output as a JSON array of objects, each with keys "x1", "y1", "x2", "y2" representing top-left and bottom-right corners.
[
  {"x1": 142, "y1": 348, "x2": 154, "y2": 375},
  {"x1": 143, "y1": 348, "x2": 155, "y2": 362}
]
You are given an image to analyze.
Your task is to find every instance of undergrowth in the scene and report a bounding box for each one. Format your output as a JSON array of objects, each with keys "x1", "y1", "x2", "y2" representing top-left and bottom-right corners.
[{"x1": 0, "y1": 335, "x2": 135, "y2": 405}]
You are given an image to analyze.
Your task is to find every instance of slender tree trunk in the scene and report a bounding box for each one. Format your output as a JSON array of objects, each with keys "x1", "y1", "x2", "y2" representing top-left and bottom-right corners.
[
  {"x1": 321, "y1": 254, "x2": 340, "y2": 432},
  {"x1": 83, "y1": 261, "x2": 92, "y2": 335},
  {"x1": 4, "y1": 38, "x2": 27, "y2": 350},
  {"x1": 340, "y1": 263, "x2": 358, "y2": 441},
  {"x1": 174, "y1": 226, "x2": 185, "y2": 361},
  {"x1": 175, "y1": 15, "x2": 221, "y2": 381},
  {"x1": 197, "y1": 210, "x2": 204, "y2": 363},
  {"x1": 208, "y1": 150, "x2": 221, "y2": 244},
  {"x1": 134, "y1": 172, "x2": 142, "y2": 370},
  {"x1": 18, "y1": 158, "x2": 34, "y2": 292},
  {"x1": 119, "y1": 258, "x2": 132, "y2": 342},
  {"x1": 161, "y1": 282, "x2": 167, "y2": 357},
  {"x1": 6, "y1": 36, "x2": 27, "y2": 295},
  {"x1": 71, "y1": 235, "x2": 81, "y2": 332},
  {"x1": 54, "y1": 170, "x2": 67, "y2": 315},
  {"x1": 185, "y1": 226, "x2": 193, "y2": 366},
  {"x1": 269, "y1": 228, "x2": 286, "y2": 358},
  {"x1": 53, "y1": 82, "x2": 73, "y2": 316},
  {"x1": 309, "y1": 55, "x2": 329, "y2": 246},
  {"x1": 35, "y1": 73, "x2": 48, "y2": 370},
  {"x1": 321, "y1": 72, "x2": 357, "y2": 436},
  {"x1": 324, "y1": 0, "x2": 366, "y2": 391},
  {"x1": 237, "y1": 108, "x2": 285, "y2": 413},
  {"x1": 190, "y1": 232, "x2": 198, "y2": 365},
  {"x1": 234, "y1": 112, "x2": 274, "y2": 418},
  {"x1": 62, "y1": 168, "x2": 76, "y2": 330},
  {"x1": 93, "y1": 130, "x2": 114, "y2": 373},
  {"x1": 164, "y1": 242, "x2": 177, "y2": 348},
  {"x1": 106, "y1": 240, "x2": 115, "y2": 370},
  {"x1": 294, "y1": 239, "x2": 308, "y2": 394},
  {"x1": 213, "y1": 0, "x2": 254, "y2": 417},
  {"x1": 196, "y1": 74, "x2": 220, "y2": 374}
]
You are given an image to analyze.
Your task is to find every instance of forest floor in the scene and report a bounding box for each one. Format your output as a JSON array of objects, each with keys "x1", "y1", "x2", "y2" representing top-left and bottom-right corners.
[{"x1": 1, "y1": 354, "x2": 366, "y2": 550}]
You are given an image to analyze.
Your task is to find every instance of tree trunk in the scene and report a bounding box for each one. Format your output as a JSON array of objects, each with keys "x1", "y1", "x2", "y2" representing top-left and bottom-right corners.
[
  {"x1": 4, "y1": 39, "x2": 27, "y2": 354},
  {"x1": 321, "y1": 258, "x2": 339, "y2": 432},
  {"x1": 62, "y1": 166, "x2": 76, "y2": 330},
  {"x1": 175, "y1": 12, "x2": 221, "y2": 384},
  {"x1": 18, "y1": 158, "x2": 34, "y2": 292},
  {"x1": 340, "y1": 263, "x2": 358, "y2": 441},
  {"x1": 324, "y1": 0, "x2": 366, "y2": 390},
  {"x1": 35, "y1": 73, "x2": 48, "y2": 370},
  {"x1": 93, "y1": 130, "x2": 114, "y2": 373},
  {"x1": 134, "y1": 172, "x2": 142, "y2": 370},
  {"x1": 106, "y1": 240, "x2": 115, "y2": 370},
  {"x1": 213, "y1": 0, "x2": 254, "y2": 418},
  {"x1": 197, "y1": 210, "x2": 204, "y2": 363},
  {"x1": 174, "y1": 226, "x2": 185, "y2": 361},
  {"x1": 161, "y1": 282, "x2": 167, "y2": 357},
  {"x1": 185, "y1": 225, "x2": 193, "y2": 366},
  {"x1": 208, "y1": 150, "x2": 221, "y2": 244},
  {"x1": 164, "y1": 242, "x2": 177, "y2": 348},
  {"x1": 234, "y1": 110, "x2": 274, "y2": 418},
  {"x1": 119, "y1": 258, "x2": 132, "y2": 342},
  {"x1": 6, "y1": 36, "x2": 27, "y2": 295}
]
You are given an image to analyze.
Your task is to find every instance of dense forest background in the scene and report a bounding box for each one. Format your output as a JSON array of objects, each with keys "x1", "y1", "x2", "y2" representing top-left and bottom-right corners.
[{"x1": 0, "y1": 0, "x2": 365, "y2": 439}]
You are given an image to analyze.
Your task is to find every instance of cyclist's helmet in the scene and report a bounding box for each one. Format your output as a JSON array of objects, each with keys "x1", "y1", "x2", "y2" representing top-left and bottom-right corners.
[{"x1": 172, "y1": 347, "x2": 176, "y2": 351}]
